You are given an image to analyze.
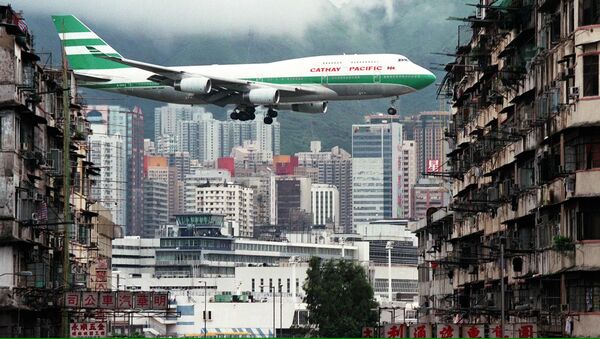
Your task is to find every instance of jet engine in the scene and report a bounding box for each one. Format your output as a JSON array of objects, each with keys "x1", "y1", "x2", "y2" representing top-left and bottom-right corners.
[
  {"x1": 174, "y1": 77, "x2": 212, "y2": 94},
  {"x1": 244, "y1": 88, "x2": 280, "y2": 105},
  {"x1": 278, "y1": 102, "x2": 328, "y2": 114}
]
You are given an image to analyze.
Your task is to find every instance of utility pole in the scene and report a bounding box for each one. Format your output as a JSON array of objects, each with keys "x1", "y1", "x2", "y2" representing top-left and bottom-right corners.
[
  {"x1": 203, "y1": 281, "x2": 207, "y2": 338},
  {"x1": 60, "y1": 21, "x2": 72, "y2": 339},
  {"x1": 500, "y1": 239, "x2": 505, "y2": 338},
  {"x1": 272, "y1": 286, "x2": 276, "y2": 338},
  {"x1": 386, "y1": 241, "x2": 393, "y2": 302},
  {"x1": 279, "y1": 284, "x2": 282, "y2": 338}
]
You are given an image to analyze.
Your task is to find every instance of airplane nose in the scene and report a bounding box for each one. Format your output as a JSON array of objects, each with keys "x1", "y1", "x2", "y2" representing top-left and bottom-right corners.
[
  {"x1": 425, "y1": 71, "x2": 436, "y2": 85},
  {"x1": 414, "y1": 68, "x2": 436, "y2": 90}
]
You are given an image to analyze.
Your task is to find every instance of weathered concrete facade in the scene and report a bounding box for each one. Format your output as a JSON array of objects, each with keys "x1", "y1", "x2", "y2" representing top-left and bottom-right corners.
[
  {"x1": 0, "y1": 5, "x2": 112, "y2": 336},
  {"x1": 413, "y1": 0, "x2": 600, "y2": 337}
]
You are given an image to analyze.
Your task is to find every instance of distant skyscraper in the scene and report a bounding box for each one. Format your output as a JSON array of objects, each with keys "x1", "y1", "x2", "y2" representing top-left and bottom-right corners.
[
  {"x1": 311, "y1": 184, "x2": 340, "y2": 231},
  {"x1": 410, "y1": 178, "x2": 449, "y2": 221},
  {"x1": 154, "y1": 104, "x2": 196, "y2": 140},
  {"x1": 297, "y1": 142, "x2": 353, "y2": 233},
  {"x1": 231, "y1": 141, "x2": 273, "y2": 170},
  {"x1": 270, "y1": 176, "x2": 312, "y2": 231},
  {"x1": 183, "y1": 168, "x2": 232, "y2": 212},
  {"x1": 414, "y1": 111, "x2": 450, "y2": 178},
  {"x1": 142, "y1": 179, "x2": 168, "y2": 238},
  {"x1": 168, "y1": 152, "x2": 191, "y2": 181},
  {"x1": 186, "y1": 182, "x2": 254, "y2": 237},
  {"x1": 235, "y1": 173, "x2": 272, "y2": 226},
  {"x1": 398, "y1": 140, "x2": 417, "y2": 219},
  {"x1": 220, "y1": 111, "x2": 280, "y2": 157},
  {"x1": 352, "y1": 115, "x2": 402, "y2": 231},
  {"x1": 88, "y1": 124, "x2": 127, "y2": 230},
  {"x1": 85, "y1": 105, "x2": 143, "y2": 235}
]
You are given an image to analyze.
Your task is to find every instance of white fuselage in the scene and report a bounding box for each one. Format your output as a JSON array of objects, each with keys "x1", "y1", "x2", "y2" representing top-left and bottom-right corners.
[{"x1": 81, "y1": 53, "x2": 435, "y2": 106}]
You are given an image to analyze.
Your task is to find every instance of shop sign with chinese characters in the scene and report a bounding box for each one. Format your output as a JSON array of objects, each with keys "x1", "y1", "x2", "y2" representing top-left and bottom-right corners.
[
  {"x1": 64, "y1": 291, "x2": 168, "y2": 310},
  {"x1": 70, "y1": 322, "x2": 106, "y2": 338}
]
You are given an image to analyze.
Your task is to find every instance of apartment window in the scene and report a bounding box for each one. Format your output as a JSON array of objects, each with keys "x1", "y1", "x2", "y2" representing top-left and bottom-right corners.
[
  {"x1": 251, "y1": 278, "x2": 255, "y2": 292},
  {"x1": 260, "y1": 278, "x2": 264, "y2": 293},
  {"x1": 287, "y1": 278, "x2": 291, "y2": 293},
  {"x1": 203, "y1": 310, "x2": 212, "y2": 320},
  {"x1": 580, "y1": 0, "x2": 600, "y2": 26},
  {"x1": 583, "y1": 55, "x2": 599, "y2": 97},
  {"x1": 269, "y1": 278, "x2": 272, "y2": 291},
  {"x1": 577, "y1": 210, "x2": 600, "y2": 240},
  {"x1": 568, "y1": 276, "x2": 600, "y2": 312}
]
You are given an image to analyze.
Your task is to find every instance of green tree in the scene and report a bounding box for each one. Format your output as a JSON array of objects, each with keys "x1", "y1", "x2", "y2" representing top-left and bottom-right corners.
[{"x1": 303, "y1": 257, "x2": 378, "y2": 337}]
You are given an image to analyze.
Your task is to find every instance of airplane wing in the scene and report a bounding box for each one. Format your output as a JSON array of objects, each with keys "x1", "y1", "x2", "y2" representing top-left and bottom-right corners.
[{"x1": 86, "y1": 46, "x2": 319, "y2": 95}]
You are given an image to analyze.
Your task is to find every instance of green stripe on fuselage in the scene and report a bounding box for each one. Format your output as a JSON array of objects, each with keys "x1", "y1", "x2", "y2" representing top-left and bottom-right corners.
[
  {"x1": 83, "y1": 74, "x2": 435, "y2": 90},
  {"x1": 62, "y1": 38, "x2": 106, "y2": 47}
]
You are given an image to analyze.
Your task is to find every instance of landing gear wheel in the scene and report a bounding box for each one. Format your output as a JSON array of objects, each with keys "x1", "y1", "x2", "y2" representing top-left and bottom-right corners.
[
  {"x1": 246, "y1": 106, "x2": 256, "y2": 114},
  {"x1": 230, "y1": 111, "x2": 239, "y2": 120},
  {"x1": 387, "y1": 107, "x2": 397, "y2": 115},
  {"x1": 248, "y1": 112, "x2": 256, "y2": 120},
  {"x1": 267, "y1": 108, "x2": 278, "y2": 118},
  {"x1": 263, "y1": 116, "x2": 273, "y2": 125}
]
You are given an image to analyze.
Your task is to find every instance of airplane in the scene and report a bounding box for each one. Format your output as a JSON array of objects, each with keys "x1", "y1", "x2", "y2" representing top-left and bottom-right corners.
[{"x1": 52, "y1": 15, "x2": 436, "y2": 125}]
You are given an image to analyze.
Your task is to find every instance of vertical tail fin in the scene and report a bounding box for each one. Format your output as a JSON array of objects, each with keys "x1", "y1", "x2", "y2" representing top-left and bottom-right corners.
[{"x1": 51, "y1": 15, "x2": 130, "y2": 71}]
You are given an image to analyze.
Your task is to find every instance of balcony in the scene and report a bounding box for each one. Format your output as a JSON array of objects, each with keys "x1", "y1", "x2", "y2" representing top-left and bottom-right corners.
[{"x1": 574, "y1": 170, "x2": 600, "y2": 197}]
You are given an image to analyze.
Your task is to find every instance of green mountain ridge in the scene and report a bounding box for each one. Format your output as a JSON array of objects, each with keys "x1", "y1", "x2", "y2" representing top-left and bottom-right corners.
[{"x1": 24, "y1": 1, "x2": 470, "y2": 154}]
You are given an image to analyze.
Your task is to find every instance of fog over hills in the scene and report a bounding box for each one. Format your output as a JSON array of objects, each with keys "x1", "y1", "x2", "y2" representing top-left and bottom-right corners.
[{"x1": 17, "y1": 0, "x2": 470, "y2": 154}]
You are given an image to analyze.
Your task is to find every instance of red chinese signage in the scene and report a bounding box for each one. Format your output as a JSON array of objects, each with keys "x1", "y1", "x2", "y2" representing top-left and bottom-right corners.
[
  {"x1": 409, "y1": 324, "x2": 431, "y2": 338},
  {"x1": 437, "y1": 324, "x2": 459, "y2": 338},
  {"x1": 82, "y1": 292, "x2": 98, "y2": 308},
  {"x1": 362, "y1": 327, "x2": 375, "y2": 338},
  {"x1": 152, "y1": 292, "x2": 168, "y2": 309},
  {"x1": 64, "y1": 292, "x2": 80, "y2": 308},
  {"x1": 99, "y1": 292, "x2": 116, "y2": 309},
  {"x1": 384, "y1": 324, "x2": 405, "y2": 338},
  {"x1": 65, "y1": 291, "x2": 168, "y2": 310},
  {"x1": 70, "y1": 322, "x2": 106, "y2": 337},
  {"x1": 134, "y1": 291, "x2": 152, "y2": 310},
  {"x1": 462, "y1": 324, "x2": 485, "y2": 338}
]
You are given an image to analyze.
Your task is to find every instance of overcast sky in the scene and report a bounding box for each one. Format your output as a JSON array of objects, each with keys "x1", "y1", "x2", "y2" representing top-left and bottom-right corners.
[{"x1": 12, "y1": 0, "x2": 405, "y2": 38}]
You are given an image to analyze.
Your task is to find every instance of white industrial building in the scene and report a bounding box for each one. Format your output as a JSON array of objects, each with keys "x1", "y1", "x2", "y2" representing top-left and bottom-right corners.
[
  {"x1": 310, "y1": 184, "x2": 339, "y2": 230},
  {"x1": 110, "y1": 216, "x2": 418, "y2": 337}
]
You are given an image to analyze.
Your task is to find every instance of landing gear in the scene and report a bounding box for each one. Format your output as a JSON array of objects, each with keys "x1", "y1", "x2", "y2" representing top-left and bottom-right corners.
[
  {"x1": 388, "y1": 96, "x2": 398, "y2": 115},
  {"x1": 267, "y1": 108, "x2": 278, "y2": 118},
  {"x1": 263, "y1": 116, "x2": 273, "y2": 125},
  {"x1": 230, "y1": 106, "x2": 256, "y2": 121}
]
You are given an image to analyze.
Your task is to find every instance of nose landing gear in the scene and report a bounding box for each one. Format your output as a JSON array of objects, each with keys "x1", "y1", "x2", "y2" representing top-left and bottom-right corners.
[{"x1": 387, "y1": 96, "x2": 399, "y2": 115}]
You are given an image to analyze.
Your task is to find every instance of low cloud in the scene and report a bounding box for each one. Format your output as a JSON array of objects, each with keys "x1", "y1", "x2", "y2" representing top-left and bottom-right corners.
[{"x1": 16, "y1": 0, "x2": 337, "y2": 38}]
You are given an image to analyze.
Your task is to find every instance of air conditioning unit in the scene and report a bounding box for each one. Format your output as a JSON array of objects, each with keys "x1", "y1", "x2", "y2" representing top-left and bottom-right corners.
[
  {"x1": 21, "y1": 142, "x2": 29, "y2": 151},
  {"x1": 569, "y1": 86, "x2": 579, "y2": 99},
  {"x1": 565, "y1": 176, "x2": 575, "y2": 196}
]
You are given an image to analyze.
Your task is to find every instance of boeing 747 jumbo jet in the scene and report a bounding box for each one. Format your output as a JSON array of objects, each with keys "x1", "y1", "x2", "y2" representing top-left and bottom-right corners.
[{"x1": 52, "y1": 15, "x2": 436, "y2": 124}]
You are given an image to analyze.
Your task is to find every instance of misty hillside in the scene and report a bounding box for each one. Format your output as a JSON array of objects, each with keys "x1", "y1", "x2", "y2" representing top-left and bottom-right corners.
[{"x1": 24, "y1": 1, "x2": 470, "y2": 154}]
